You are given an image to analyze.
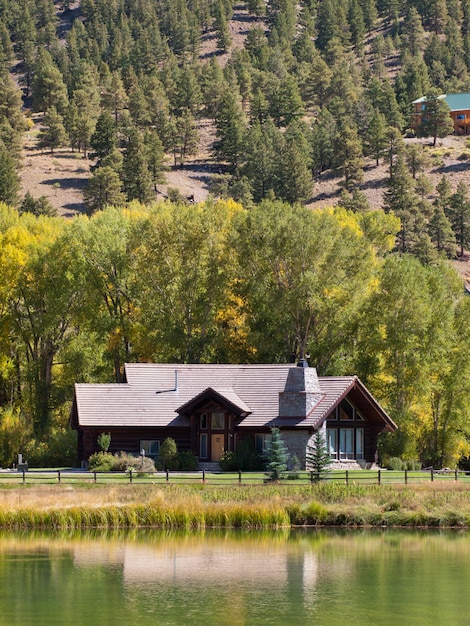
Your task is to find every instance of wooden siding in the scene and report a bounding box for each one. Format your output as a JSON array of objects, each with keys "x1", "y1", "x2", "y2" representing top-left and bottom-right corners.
[
  {"x1": 80, "y1": 427, "x2": 191, "y2": 461},
  {"x1": 411, "y1": 102, "x2": 470, "y2": 135}
]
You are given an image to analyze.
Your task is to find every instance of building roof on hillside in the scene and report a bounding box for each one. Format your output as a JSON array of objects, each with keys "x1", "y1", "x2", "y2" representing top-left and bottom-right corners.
[
  {"x1": 73, "y1": 363, "x2": 396, "y2": 431},
  {"x1": 413, "y1": 92, "x2": 470, "y2": 111}
]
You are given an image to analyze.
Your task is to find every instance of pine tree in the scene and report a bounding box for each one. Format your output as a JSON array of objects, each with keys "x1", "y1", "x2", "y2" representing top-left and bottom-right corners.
[
  {"x1": 20, "y1": 192, "x2": 56, "y2": 217},
  {"x1": 37, "y1": 107, "x2": 68, "y2": 153},
  {"x1": 90, "y1": 111, "x2": 117, "y2": 164},
  {"x1": 448, "y1": 182, "x2": 470, "y2": 256},
  {"x1": 177, "y1": 108, "x2": 199, "y2": 165},
  {"x1": 402, "y1": 7, "x2": 426, "y2": 57},
  {"x1": 83, "y1": 166, "x2": 126, "y2": 213},
  {"x1": 102, "y1": 71, "x2": 129, "y2": 125},
  {"x1": 265, "y1": 427, "x2": 289, "y2": 481},
  {"x1": 405, "y1": 144, "x2": 431, "y2": 179},
  {"x1": 242, "y1": 119, "x2": 277, "y2": 201},
  {"x1": 306, "y1": 430, "x2": 332, "y2": 481},
  {"x1": 364, "y1": 111, "x2": 388, "y2": 166},
  {"x1": 418, "y1": 90, "x2": 454, "y2": 146},
  {"x1": 348, "y1": 0, "x2": 366, "y2": 48},
  {"x1": 144, "y1": 130, "x2": 166, "y2": 191},
  {"x1": 214, "y1": 90, "x2": 246, "y2": 172},
  {"x1": 336, "y1": 124, "x2": 365, "y2": 189},
  {"x1": 32, "y1": 49, "x2": 68, "y2": 114},
  {"x1": 0, "y1": 140, "x2": 20, "y2": 206},
  {"x1": 277, "y1": 122, "x2": 312, "y2": 204},
  {"x1": 384, "y1": 153, "x2": 420, "y2": 253},
  {"x1": 428, "y1": 204, "x2": 455, "y2": 255},
  {"x1": 122, "y1": 127, "x2": 153, "y2": 203},
  {"x1": 311, "y1": 108, "x2": 338, "y2": 173}
]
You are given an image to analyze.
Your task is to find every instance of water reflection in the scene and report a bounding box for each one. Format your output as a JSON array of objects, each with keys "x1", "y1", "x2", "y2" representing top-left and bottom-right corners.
[{"x1": 1, "y1": 529, "x2": 470, "y2": 626}]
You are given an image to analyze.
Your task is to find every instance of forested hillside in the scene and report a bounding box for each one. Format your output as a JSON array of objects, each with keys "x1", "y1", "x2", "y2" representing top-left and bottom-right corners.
[{"x1": 1, "y1": 0, "x2": 470, "y2": 469}]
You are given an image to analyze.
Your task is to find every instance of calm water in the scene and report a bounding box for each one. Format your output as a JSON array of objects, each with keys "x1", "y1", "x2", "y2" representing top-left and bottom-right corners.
[{"x1": 0, "y1": 528, "x2": 469, "y2": 626}]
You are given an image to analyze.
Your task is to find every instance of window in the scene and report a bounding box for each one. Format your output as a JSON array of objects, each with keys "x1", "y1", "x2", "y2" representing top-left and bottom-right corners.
[
  {"x1": 338, "y1": 399, "x2": 354, "y2": 421},
  {"x1": 255, "y1": 433, "x2": 272, "y2": 454},
  {"x1": 356, "y1": 429, "x2": 364, "y2": 460},
  {"x1": 200, "y1": 413, "x2": 207, "y2": 429},
  {"x1": 326, "y1": 429, "x2": 337, "y2": 459},
  {"x1": 457, "y1": 114, "x2": 466, "y2": 120},
  {"x1": 326, "y1": 428, "x2": 364, "y2": 460},
  {"x1": 200, "y1": 434, "x2": 208, "y2": 459},
  {"x1": 211, "y1": 412, "x2": 225, "y2": 429},
  {"x1": 339, "y1": 429, "x2": 354, "y2": 459},
  {"x1": 140, "y1": 440, "x2": 160, "y2": 457}
]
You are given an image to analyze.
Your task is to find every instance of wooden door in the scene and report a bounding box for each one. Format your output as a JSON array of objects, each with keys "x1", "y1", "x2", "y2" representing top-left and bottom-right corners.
[{"x1": 211, "y1": 434, "x2": 224, "y2": 461}]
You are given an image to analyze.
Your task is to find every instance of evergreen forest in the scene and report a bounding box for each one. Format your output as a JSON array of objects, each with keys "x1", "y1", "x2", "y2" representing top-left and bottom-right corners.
[{"x1": 1, "y1": 0, "x2": 470, "y2": 468}]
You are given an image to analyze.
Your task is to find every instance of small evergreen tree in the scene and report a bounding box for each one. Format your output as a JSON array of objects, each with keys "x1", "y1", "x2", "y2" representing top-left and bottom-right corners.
[
  {"x1": 158, "y1": 437, "x2": 179, "y2": 470},
  {"x1": 306, "y1": 430, "x2": 332, "y2": 482},
  {"x1": 265, "y1": 427, "x2": 289, "y2": 481},
  {"x1": 83, "y1": 166, "x2": 125, "y2": 213},
  {"x1": 20, "y1": 192, "x2": 56, "y2": 217}
]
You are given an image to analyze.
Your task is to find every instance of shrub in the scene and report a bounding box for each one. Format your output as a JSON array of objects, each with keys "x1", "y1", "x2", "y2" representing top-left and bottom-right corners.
[
  {"x1": 385, "y1": 457, "x2": 405, "y2": 471},
  {"x1": 219, "y1": 439, "x2": 264, "y2": 471},
  {"x1": 384, "y1": 457, "x2": 420, "y2": 471},
  {"x1": 88, "y1": 451, "x2": 156, "y2": 473},
  {"x1": 178, "y1": 450, "x2": 198, "y2": 471},
  {"x1": 125, "y1": 454, "x2": 155, "y2": 473},
  {"x1": 219, "y1": 451, "x2": 238, "y2": 471},
  {"x1": 88, "y1": 452, "x2": 115, "y2": 471}
]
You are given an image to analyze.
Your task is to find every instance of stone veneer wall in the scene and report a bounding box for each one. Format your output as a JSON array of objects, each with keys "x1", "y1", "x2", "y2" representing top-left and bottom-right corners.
[{"x1": 281, "y1": 429, "x2": 322, "y2": 469}]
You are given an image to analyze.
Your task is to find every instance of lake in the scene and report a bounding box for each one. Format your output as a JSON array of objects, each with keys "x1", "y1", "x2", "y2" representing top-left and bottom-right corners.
[{"x1": 0, "y1": 529, "x2": 468, "y2": 625}]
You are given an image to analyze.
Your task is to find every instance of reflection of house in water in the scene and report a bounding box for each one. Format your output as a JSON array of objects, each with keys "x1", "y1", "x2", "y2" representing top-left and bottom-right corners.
[{"x1": 73, "y1": 539, "x2": 318, "y2": 588}]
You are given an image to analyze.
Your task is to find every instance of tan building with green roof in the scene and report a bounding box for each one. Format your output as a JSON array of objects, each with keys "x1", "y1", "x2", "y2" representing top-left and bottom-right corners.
[{"x1": 412, "y1": 93, "x2": 470, "y2": 135}]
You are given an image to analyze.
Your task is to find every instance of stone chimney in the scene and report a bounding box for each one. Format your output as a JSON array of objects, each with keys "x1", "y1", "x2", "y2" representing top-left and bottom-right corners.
[{"x1": 279, "y1": 360, "x2": 323, "y2": 418}]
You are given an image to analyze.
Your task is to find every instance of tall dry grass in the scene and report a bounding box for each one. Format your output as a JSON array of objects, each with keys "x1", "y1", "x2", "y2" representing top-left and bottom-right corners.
[{"x1": 1, "y1": 483, "x2": 470, "y2": 528}]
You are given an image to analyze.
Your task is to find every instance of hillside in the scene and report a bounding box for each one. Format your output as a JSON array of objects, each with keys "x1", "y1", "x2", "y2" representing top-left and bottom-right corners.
[{"x1": 0, "y1": 0, "x2": 465, "y2": 274}]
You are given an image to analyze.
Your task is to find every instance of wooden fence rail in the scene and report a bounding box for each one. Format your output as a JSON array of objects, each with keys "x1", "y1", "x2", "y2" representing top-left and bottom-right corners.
[{"x1": 0, "y1": 468, "x2": 469, "y2": 486}]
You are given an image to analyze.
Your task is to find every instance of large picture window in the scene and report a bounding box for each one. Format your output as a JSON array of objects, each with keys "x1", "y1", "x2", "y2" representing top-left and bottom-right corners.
[
  {"x1": 326, "y1": 428, "x2": 364, "y2": 460},
  {"x1": 339, "y1": 429, "x2": 354, "y2": 459}
]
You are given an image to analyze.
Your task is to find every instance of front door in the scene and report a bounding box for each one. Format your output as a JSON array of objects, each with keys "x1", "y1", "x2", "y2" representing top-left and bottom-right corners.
[{"x1": 211, "y1": 434, "x2": 224, "y2": 461}]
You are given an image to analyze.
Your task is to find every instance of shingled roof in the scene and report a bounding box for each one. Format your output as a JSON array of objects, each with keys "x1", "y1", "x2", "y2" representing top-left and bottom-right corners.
[{"x1": 73, "y1": 363, "x2": 396, "y2": 432}]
